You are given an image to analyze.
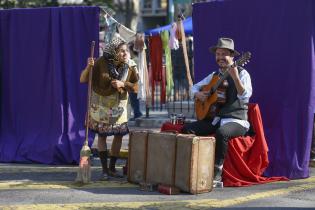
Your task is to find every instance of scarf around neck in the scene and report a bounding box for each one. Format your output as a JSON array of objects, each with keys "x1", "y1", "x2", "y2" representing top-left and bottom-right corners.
[{"x1": 103, "y1": 52, "x2": 137, "y2": 81}]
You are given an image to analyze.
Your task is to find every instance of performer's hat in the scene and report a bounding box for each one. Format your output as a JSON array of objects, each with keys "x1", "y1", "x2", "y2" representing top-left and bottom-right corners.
[{"x1": 209, "y1": 37, "x2": 240, "y2": 56}]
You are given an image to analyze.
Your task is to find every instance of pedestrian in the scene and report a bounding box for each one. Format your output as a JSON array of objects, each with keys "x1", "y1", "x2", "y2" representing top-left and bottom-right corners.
[{"x1": 128, "y1": 44, "x2": 143, "y2": 120}]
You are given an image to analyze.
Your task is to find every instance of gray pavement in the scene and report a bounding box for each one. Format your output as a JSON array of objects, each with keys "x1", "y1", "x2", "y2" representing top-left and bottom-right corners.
[
  {"x1": 0, "y1": 162, "x2": 314, "y2": 209},
  {"x1": 1, "y1": 110, "x2": 315, "y2": 209}
]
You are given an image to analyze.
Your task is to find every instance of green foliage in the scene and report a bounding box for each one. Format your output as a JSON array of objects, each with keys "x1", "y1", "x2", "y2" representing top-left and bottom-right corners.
[
  {"x1": 0, "y1": 0, "x2": 56, "y2": 8},
  {"x1": 0, "y1": 0, "x2": 114, "y2": 9},
  {"x1": 85, "y1": 0, "x2": 114, "y2": 7}
]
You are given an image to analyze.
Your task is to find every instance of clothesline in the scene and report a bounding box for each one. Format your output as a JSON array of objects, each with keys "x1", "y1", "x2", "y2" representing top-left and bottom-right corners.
[
  {"x1": 100, "y1": 7, "x2": 136, "y2": 43},
  {"x1": 99, "y1": 6, "x2": 149, "y2": 102},
  {"x1": 98, "y1": 7, "x2": 192, "y2": 103},
  {"x1": 99, "y1": 7, "x2": 121, "y2": 27}
]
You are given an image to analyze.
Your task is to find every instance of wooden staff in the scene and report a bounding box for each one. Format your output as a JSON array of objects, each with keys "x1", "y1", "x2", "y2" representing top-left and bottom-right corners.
[
  {"x1": 76, "y1": 41, "x2": 95, "y2": 184},
  {"x1": 177, "y1": 16, "x2": 193, "y2": 88}
]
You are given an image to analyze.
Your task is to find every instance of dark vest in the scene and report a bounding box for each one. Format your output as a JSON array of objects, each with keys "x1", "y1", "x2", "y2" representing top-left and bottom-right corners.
[{"x1": 216, "y1": 67, "x2": 248, "y2": 120}]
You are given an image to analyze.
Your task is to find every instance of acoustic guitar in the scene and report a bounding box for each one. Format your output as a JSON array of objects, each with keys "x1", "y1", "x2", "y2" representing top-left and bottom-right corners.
[{"x1": 195, "y1": 52, "x2": 251, "y2": 120}]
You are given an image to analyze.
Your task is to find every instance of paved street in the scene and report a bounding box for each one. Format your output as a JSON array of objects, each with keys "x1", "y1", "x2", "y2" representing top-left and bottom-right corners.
[
  {"x1": 0, "y1": 157, "x2": 315, "y2": 209},
  {"x1": 1, "y1": 116, "x2": 314, "y2": 210}
]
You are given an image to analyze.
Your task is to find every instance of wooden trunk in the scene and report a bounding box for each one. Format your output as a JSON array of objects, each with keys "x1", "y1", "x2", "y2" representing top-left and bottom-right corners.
[
  {"x1": 146, "y1": 132, "x2": 177, "y2": 185},
  {"x1": 128, "y1": 130, "x2": 149, "y2": 183},
  {"x1": 175, "y1": 134, "x2": 216, "y2": 194}
]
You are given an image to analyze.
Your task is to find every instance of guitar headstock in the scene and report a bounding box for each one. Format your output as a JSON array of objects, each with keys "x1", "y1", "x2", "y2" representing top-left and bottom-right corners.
[{"x1": 235, "y1": 51, "x2": 251, "y2": 67}]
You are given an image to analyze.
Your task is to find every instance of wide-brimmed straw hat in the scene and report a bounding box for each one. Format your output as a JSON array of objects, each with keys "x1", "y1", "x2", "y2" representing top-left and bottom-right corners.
[{"x1": 209, "y1": 37, "x2": 240, "y2": 56}]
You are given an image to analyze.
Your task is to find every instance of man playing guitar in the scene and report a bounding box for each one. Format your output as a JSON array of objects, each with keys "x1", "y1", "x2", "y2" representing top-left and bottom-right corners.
[{"x1": 182, "y1": 37, "x2": 252, "y2": 183}]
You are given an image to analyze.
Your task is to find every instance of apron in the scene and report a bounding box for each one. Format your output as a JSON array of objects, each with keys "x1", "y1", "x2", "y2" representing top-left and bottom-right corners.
[{"x1": 88, "y1": 66, "x2": 129, "y2": 136}]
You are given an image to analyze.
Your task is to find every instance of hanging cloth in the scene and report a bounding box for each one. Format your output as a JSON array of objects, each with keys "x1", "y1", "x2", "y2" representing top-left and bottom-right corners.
[
  {"x1": 117, "y1": 24, "x2": 136, "y2": 43},
  {"x1": 149, "y1": 35, "x2": 165, "y2": 107},
  {"x1": 169, "y1": 22, "x2": 179, "y2": 50},
  {"x1": 133, "y1": 33, "x2": 148, "y2": 100},
  {"x1": 161, "y1": 30, "x2": 174, "y2": 97},
  {"x1": 149, "y1": 66, "x2": 166, "y2": 107},
  {"x1": 137, "y1": 49, "x2": 150, "y2": 101},
  {"x1": 149, "y1": 35, "x2": 163, "y2": 82},
  {"x1": 104, "y1": 14, "x2": 118, "y2": 44},
  {"x1": 134, "y1": 33, "x2": 145, "y2": 52}
]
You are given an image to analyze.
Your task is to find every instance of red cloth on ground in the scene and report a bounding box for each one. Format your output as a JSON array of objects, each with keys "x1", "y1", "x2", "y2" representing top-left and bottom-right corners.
[
  {"x1": 160, "y1": 103, "x2": 289, "y2": 187},
  {"x1": 222, "y1": 103, "x2": 288, "y2": 187}
]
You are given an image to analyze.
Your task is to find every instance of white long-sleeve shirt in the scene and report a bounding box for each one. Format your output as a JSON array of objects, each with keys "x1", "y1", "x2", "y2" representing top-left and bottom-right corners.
[{"x1": 192, "y1": 69, "x2": 253, "y2": 129}]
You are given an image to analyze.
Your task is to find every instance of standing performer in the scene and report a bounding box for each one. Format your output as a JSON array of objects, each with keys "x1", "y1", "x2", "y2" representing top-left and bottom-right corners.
[
  {"x1": 182, "y1": 37, "x2": 253, "y2": 183},
  {"x1": 80, "y1": 34, "x2": 139, "y2": 180}
]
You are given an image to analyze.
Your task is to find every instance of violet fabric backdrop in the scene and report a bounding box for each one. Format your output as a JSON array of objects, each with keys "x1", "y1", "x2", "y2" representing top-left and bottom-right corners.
[
  {"x1": 0, "y1": 7, "x2": 99, "y2": 164},
  {"x1": 193, "y1": 0, "x2": 315, "y2": 179}
]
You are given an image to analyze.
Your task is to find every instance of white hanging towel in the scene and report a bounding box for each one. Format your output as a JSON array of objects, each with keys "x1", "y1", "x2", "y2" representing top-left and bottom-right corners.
[
  {"x1": 118, "y1": 24, "x2": 136, "y2": 43},
  {"x1": 169, "y1": 22, "x2": 179, "y2": 50},
  {"x1": 137, "y1": 49, "x2": 150, "y2": 101}
]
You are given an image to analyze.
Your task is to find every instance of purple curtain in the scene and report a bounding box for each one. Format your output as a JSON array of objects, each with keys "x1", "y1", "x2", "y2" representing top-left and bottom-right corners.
[
  {"x1": 0, "y1": 7, "x2": 99, "y2": 164},
  {"x1": 193, "y1": 0, "x2": 315, "y2": 179}
]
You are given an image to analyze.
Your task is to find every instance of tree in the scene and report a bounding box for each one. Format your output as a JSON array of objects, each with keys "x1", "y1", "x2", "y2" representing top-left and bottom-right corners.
[
  {"x1": 0, "y1": 0, "x2": 59, "y2": 8},
  {"x1": 84, "y1": 0, "x2": 114, "y2": 7},
  {"x1": 0, "y1": 0, "x2": 115, "y2": 9},
  {"x1": 0, "y1": 0, "x2": 137, "y2": 30}
]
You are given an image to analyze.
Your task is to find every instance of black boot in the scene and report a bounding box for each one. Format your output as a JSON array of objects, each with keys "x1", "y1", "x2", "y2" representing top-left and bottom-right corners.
[
  {"x1": 213, "y1": 159, "x2": 224, "y2": 182},
  {"x1": 109, "y1": 156, "x2": 117, "y2": 172},
  {"x1": 109, "y1": 156, "x2": 123, "y2": 178},
  {"x1": 98, "y1": 151, "x2": 109, "y2": 181},
  {"x1": 213, "y1": 164, "x2": 223, "y2": 182}
]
